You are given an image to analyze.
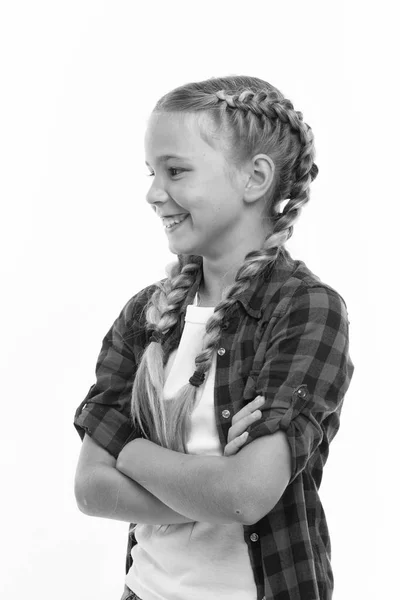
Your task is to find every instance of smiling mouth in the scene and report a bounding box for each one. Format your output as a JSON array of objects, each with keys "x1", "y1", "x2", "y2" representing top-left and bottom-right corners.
[{"x1": 164, "y1": 214, "x2": 190, "y2": 231}]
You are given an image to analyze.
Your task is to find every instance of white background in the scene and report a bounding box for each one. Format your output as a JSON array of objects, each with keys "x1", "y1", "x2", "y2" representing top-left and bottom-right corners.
[{"x1": 0, "y1": 1, "x2": 398, "y2": 598}]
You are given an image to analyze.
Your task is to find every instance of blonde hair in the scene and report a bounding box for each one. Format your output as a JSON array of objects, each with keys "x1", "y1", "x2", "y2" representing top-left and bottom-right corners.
[{"x1": 129, "y1": 75, "x2": 318, "y2": 533}]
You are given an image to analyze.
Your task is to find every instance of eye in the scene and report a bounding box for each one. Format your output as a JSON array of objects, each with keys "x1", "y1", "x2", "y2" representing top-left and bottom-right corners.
[
  {"x1": 146, "y1": 168, "x2": 184, "y2": 177},
  {"x1": 169, "y1": 168, "x2": 183, "y2": 177}
]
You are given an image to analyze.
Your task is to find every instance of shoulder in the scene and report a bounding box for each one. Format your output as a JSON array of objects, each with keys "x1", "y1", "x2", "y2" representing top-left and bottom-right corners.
[
  {"x1": 119, "y1": 277, "x2": 167, "y2": 328},
  {"x1": 103, "y1": 278, "x2": 168, "y2": 355},
  {"x1": 263, "y1": 253, "x2": 350, "y2": 323},
  {"x1": 279, "y1": 284, "x2": 349, "y2": 333}
]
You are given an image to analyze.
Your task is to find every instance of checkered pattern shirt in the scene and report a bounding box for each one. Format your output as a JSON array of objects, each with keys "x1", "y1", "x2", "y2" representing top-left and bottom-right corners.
[{"x1": 74, "y1": 246, "x2": 355, "y2": 600}]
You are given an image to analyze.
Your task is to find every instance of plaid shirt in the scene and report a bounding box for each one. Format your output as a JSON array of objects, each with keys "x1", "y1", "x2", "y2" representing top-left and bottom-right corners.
[{"x1": 74, "y1": 246, "x2": 355, "y2": 600}]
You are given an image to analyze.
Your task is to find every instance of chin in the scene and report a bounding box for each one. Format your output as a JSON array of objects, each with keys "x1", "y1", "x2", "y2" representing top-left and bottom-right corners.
[{"x1": 169, "y1": 241, "x2": 195, "y2": 254}]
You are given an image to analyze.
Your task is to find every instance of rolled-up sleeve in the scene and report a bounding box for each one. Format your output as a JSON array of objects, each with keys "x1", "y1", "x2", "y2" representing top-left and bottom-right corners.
[
  {"x1": 244, "y1": 285, "x2": 355, "y2": 485},
  {"x1": 73, "y1": 293, "x2": 147, "y2": 460}
]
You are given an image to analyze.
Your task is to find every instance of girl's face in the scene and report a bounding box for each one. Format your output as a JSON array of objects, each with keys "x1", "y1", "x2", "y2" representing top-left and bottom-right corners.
[{"x1": 144, "y1": 111, "x2": 251, "y2": 260}]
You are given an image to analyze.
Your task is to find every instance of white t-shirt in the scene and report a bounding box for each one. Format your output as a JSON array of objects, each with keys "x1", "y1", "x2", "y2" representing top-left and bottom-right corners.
[{"x1": 125, "y1": 293, "x2": 257, "y2": 600}]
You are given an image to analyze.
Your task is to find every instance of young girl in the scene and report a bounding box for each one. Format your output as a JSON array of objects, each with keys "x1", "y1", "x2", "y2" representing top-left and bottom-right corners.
[{"x1": 74, "y1": 75, "x2": 355, "y2": 600}]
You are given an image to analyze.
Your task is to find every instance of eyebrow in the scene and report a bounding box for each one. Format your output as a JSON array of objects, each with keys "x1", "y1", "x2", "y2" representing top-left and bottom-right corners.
[{"x1": 145, "y1": 154, "x2": 189, "y2": 166}]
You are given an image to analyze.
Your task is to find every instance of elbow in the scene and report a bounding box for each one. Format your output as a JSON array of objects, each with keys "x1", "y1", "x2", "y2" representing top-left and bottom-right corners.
[
  {"x1": 237, "y1": 489, "x2": 281, "y2": 526},
  {"x1": 74, "y1": 468, "x2": 100, "y2": 516},
  {"x1": 238, "y1": 502, "x2": 262, "y2": 526},
  {"x1": 230, "y1": 491, "x2": 264, "y2": 526},
  {"x1": 242, "y1": 491, "x2": 283, "y2": 525},
  {"x1": 241, "y1": 509, "x2": 264, "y2": 527},
  {"x1": 239, "y1": 502, "x2": 270, "y2": 526},
  {"x1": 74, "y1": 478, "x2": 91, "y2": 515},
  {"x1": 224, "y1": 473, "x2": 262, "y2": 526}
]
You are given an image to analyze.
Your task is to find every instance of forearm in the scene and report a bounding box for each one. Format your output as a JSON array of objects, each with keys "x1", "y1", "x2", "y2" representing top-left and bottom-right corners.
[
  {"x1": 77, "y1": 463, "x2": 195, "y2": 525},
  {"x1": 116, "y1": 439, "x2": 245, "y2": 524}
]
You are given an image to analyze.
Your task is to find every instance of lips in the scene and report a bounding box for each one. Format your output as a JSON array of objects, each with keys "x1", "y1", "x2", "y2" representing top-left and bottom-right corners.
[
  {"x1": 163, "y1": 214, "x2": 190, "y2": 232},
  {"x1": 160, "y1": 213, "x2": 188, "y2": 219}
]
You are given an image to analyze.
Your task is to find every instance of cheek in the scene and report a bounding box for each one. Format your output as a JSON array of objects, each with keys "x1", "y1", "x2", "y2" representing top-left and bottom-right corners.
[
  {"x1": 183, "y1": 177, "x2": 229, "y2": 216},
  {"x1": 184, "y1": 186, "x2": 209, "y2": 211}
]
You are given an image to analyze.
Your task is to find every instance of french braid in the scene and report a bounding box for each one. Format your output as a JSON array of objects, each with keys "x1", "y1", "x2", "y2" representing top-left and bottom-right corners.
[{"x1": 215, "y1": 89, "x2": 318, "y2": 238}]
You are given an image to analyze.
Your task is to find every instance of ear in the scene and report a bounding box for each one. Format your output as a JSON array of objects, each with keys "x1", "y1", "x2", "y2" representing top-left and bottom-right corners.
[{"x1": 243, "y1": 154, "x2": 275, "y2": 204}]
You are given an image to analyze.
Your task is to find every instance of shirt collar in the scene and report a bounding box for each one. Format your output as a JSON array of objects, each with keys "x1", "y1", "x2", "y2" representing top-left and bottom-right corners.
[{"x1": 183, "y1": 246, "x2": 295, "y2": 320}]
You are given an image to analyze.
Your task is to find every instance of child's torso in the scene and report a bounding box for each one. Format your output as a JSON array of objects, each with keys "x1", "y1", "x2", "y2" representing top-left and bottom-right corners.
[{"x1": 125, "y1": 296, "x2": 257, "y2": 600}]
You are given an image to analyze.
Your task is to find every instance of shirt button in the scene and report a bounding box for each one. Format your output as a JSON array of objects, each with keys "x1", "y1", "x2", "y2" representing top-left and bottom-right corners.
[
  {"x1": 222, "y1": 409, "x2": 231, "y2": 419},
  {"x1": 296, "y1": 386, "x2": 308, "y2": 399},
  {"x1": 217, "y1": 347, "x2": 226, "y2": 356},
  {"x1": 250, "y1": 533, "x2": 259, "y2": 542}
]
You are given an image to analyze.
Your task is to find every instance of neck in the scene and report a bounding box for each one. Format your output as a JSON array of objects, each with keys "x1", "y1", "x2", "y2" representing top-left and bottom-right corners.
[
  {"x1": 193, "y1": 287, "x2": 213, "y2": 307},
  {"x1": 198, "y1": 225, "x2": 272, "y2": 302},
  {"x1": 198, "y1": 257, "x2": 243, "y2": 305}
]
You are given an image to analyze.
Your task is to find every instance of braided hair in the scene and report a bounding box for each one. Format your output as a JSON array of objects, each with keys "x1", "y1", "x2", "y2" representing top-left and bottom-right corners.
[{"x1": 130, "y1": 74, "x2": 318, "y2": 466}]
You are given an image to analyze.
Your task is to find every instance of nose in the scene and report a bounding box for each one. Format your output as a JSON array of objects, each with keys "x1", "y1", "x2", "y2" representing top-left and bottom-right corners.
[{"x1": 146, "y1": 179, "x2": 169, "y2": 213}]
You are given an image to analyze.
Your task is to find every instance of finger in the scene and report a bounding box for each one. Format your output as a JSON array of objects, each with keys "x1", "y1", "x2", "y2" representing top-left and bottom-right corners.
[
  {"x1": 224, "y1": 432, "x2": 249, "y2": 457},
  {"x1": 231, "y1": 395, "x2": 265, "y2": 425},
  {"x1": 227, "y1": 410, "x2": 262, "y2": 444}
]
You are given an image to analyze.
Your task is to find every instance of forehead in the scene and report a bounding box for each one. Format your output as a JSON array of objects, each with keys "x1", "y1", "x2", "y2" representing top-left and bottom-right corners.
[{"x1": 144, "y1": 111, "x2": 217, "y2": 161}]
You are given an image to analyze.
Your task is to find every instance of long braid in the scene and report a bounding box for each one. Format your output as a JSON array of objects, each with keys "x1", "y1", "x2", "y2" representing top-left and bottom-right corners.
[
  {"x1": 130, "y1": 257, "x2": 203, "y2": 538},
  {"x1": 130, "y1": 257, "x2": 202, "y2": 450}
]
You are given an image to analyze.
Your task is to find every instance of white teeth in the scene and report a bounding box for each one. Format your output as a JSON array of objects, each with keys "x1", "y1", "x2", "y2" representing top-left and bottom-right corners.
[{"x1": 164, "y1": 214, "x2": 188, "y2": 228}]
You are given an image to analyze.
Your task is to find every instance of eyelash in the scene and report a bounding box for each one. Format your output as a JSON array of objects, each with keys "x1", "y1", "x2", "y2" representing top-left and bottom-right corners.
[{"x1": 147, "y1": 168, "x2": 183, "y2": 177}]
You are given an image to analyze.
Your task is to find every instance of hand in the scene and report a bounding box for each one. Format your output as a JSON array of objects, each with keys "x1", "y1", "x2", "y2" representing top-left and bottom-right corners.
[{"x1": 223, "y1": 396, "x2": 265, "y2": 457}]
